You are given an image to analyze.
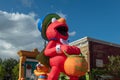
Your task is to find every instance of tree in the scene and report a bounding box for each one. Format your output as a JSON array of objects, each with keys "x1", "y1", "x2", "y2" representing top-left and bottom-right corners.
[
  {"x1": 0, "y1": 63, "x2": 6, "y2": 79},
  {"x1": 2, "y1": 58, "x2": 18, "y2": 80},
  {"x1": 12, "y1": 63, "x2": 19, "y2": 80},
  {"x1": 0, "y1": 58, "x2": 6, "y2": 79},
  {"x1": 0, "y1": 58, "x2": 2, "y2": 64},
  {"x1": 107, "y1": 55, "x2": 120, "y2": 77}
]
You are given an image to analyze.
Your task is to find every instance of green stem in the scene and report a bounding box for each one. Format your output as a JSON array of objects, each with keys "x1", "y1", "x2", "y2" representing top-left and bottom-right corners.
[
  {"x1": 80, "y1": 53, "x2": 83, "y2": 56},
  {"x1": 63, "y1": 50, "x2": 69, "y2": 57}
]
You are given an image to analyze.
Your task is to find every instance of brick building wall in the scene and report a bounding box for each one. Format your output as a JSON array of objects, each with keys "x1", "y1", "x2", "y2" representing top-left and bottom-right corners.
[{"x1": 70, "y1": 37, "x2": 120, "y2": 71}]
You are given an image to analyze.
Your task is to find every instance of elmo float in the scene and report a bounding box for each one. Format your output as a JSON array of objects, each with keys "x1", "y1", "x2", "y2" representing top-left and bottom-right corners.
[{"x1": 37, "y1": 13, "x2": 81, "y2": 80}]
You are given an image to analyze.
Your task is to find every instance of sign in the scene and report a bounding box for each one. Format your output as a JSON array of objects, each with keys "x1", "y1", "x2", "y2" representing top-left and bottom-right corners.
[{"x1": 96, "y1": 59, "x2": 103, "y2": 67}]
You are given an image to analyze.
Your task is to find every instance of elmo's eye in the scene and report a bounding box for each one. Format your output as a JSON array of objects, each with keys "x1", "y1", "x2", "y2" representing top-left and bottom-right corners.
[{"x1": 51, "y1": 17, "x2": 56, "y2": 23}]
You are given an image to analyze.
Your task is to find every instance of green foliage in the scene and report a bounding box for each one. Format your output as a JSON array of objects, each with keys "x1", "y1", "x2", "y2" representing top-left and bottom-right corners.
[
  {"x1": 90, "y1": 67, "x2": 110, "y2": 80},
  {"x1": 36, "y1": 49, "x2": 50, "y2": 68},
  {"x1": 3, "y1": 58, "x2": 18, "y2": 73},
  {"x1": 12, "y1": 63, "x2": 19, "y2": 80},
  {"x1": 59, "y1": 72, "x2": 69, "y2": 80},
  {"x1": 0, "y1": 58, "x2": 5, "y2": 79},
  {"x1": 106, "y1": 55, "x2": 120, "y2": 77},
  {"x1": 0, "y1": 58, "x2": 2, "y2": 64},
  {"x1": 91, "y1": 68, "x2": 107, "y2": 75},
  {"x1": 0, "y1": 64, "x2": 6, "y2": 79},
  {"x1": 58, "y1": 73, "x2": 87, "y2": 80},
  {"x1": 0, "y1": 58, "x2": 19, "y2": 80},
  {"x1": 79, "y1": 75, "x2": 86, "y2": 80}
]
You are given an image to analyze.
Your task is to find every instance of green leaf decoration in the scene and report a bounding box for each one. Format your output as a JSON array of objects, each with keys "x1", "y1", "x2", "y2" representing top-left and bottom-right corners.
[{"x1": 36, "y1": 49, "x2": 50, "y2": 68}]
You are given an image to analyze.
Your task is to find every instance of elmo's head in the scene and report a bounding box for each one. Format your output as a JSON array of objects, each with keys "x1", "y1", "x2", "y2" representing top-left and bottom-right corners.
[{"x1": 38, "y1": 13, "x2": 69, "y2": 41}]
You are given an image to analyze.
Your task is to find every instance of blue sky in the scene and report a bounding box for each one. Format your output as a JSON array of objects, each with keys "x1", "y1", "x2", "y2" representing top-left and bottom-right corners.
[{"x1": 0, "y1": 0, "x2": 120, "y2": 59}]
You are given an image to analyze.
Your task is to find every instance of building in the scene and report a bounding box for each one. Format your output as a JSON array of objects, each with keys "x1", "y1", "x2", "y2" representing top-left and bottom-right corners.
[{"x1": 70, "y1": 36, "x2": 120, "y2": 71}]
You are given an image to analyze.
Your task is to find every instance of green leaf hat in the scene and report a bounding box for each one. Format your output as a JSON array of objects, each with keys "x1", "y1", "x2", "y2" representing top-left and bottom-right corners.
[{"x1": 38, "y1": 13, "x2": 60, "y2": 40}]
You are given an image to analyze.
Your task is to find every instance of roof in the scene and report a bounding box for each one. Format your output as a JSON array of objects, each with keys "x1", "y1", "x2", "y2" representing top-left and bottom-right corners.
[{"x1": 70, "y1": 36, "x2": 120, "y2": 48}]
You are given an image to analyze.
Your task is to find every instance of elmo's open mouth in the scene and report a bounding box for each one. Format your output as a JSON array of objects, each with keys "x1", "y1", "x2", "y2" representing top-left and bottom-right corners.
[{"x1": 56, "y1": 26, "x2": 68, "y2": 36}]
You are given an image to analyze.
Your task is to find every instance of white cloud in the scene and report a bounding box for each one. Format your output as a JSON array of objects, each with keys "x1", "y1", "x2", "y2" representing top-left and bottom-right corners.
[
  {"x1": 0, "y1": 10, "x2": 44, "y2": 59},
  {"x1": 69, "y1": 31, "x2": 76, "y2": 36},
  {"x1": 0, "y1": 40, "x2": 13, "y2": 49},
  {"x1": 0, "y1": 11, "x2": 76, "y2": 60}
]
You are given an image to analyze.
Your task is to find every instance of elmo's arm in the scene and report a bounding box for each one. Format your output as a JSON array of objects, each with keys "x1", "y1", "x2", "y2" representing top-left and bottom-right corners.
[
  {"x1": 44, "y1": 41, "x2": 81, "y2": 57},
  {"x1": 61, "y1": 44, "x2": 81, "y2": 55}
]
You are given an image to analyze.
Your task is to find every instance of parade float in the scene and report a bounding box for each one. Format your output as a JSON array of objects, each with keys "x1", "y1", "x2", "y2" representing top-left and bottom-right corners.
[{"x1": 36, "y1": 13, "x2": 88, "y2": 80}]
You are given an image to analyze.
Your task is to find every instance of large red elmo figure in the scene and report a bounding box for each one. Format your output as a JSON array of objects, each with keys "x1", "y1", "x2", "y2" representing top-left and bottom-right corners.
[{"x1": 38, "y1": 13, "x2": 81, "y2": 80}]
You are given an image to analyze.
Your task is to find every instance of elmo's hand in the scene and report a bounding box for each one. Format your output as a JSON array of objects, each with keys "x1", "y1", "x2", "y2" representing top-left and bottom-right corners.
[{"x1": 61, "y1": 45, "x2": 80, "y2": 55}]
